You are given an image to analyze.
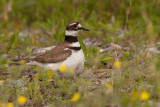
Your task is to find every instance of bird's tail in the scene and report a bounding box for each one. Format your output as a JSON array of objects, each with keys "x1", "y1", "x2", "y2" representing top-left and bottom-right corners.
[{"x1": 10, "y1": 58, "x2": 30, "y2": 65}]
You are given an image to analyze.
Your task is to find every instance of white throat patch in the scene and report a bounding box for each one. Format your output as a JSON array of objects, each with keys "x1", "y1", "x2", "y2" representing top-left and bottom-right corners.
[{"x1": 65, "y1": 30, "x2": 78, "y2": 36}]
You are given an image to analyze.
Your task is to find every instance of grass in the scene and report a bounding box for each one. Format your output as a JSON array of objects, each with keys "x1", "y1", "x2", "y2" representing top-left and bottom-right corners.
[{"x1": 0, "y1": 0, "x2": 160, "y2": 106}]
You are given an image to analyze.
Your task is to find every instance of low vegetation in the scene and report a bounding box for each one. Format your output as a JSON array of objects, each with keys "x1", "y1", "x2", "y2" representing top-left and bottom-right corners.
[{"x1": 0, "y1": 0, "x2": 160, "y2": 106}]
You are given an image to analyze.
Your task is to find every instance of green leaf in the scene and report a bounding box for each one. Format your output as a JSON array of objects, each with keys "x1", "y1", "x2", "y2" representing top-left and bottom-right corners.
[
  {"x1": 104, "y1": 36, "x2": 112, "y2": 43},
  {"x1": 0, "y1": 51, "x2": 4, "y2": 56},
  {"x1": 0, "y1": 58, "x2": 8, "y2": 64},
  {"x1": 122, "y1": 51, "x2": 132, "y2": 61},
  {"x1": 100, "y1": 56, "x2": 113, "y2": 62},
  {"x1": 114, "y1": 36, "x2": 122, "y2": 42},
  {"x1": 8, "y1": 34, "x2": 16, "y2": 47},
  {"x1": 39, "y1": 23, "x2": 49, "y2": 30},
  {"x1": 79, "y1": 38, "x2": 87, "y2": 57}
]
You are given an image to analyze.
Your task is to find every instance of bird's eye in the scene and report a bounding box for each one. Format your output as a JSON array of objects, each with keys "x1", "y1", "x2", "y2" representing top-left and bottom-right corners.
[{"x1": 73, "y1": 24, "x2": 77, "y2": 28}]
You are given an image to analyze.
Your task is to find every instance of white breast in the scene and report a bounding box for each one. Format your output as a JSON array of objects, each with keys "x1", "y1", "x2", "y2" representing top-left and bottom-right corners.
[
  {"x1": 43, "y1": 49, "x2": 85, "y2": 73},
  {"x1": 62, "y1": 49, "x2": 85, "y2": 72}
]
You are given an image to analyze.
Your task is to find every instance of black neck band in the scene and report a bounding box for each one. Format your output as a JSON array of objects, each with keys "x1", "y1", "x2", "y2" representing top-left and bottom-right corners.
[
  {"x1": 68, "y1": 47, "x2": 81, "y2": 51},
  {"x1": 65, "y1": 35, "x2": 78, "y2": 43}
]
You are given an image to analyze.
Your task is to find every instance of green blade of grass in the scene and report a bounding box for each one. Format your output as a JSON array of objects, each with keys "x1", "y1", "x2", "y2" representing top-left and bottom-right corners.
[{"x1": 78, "y1": 38, "x2": 87, "y2": 57}]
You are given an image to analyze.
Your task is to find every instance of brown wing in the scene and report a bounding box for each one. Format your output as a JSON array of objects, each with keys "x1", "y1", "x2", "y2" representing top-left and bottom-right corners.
[{"x1": 30, "y1": 44, "x2": 72, "y2": 63}]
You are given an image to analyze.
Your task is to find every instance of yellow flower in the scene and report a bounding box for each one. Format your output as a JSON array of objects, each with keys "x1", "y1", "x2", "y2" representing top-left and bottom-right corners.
[
  {"x1": 37, "y1": 84, "x2": 40, "y2": 89},
  {"x1": 18, "y1": 96, "x2": 27, "y2": 105},
  {"x1": 48, "y1": 77, "x2": 52, "y2": 82},
  {"x1": 34, "y1": 75, "x2": 38, "y2": 82},
  {"x1": 47, "y1": 70, "x2": 54, "y2": 82},
  {"x1": 0, "y1": 80, "x2": 4, "y2": 85},
  {"x1": 106, "y1": 83, "x2": 112, "y2": 89},
  {"x1": 130, "y1": 90, "x2": 138, "y2": 100},
  {"x1": 7, "y1": 102, "x2": 14, "y2": 107},
  {"x1": 113, "y1": 61, "x2": 122, "y2": 68},
  {"x1": 19, "y1": 60, "x2": 26, "y2": 64},
  {"x1": 140, "y1": 91, "x2": 150, "y2": 101},
  {"x1": 71, "y1": 93, "x2": 80, "y2": 102},
  {"x1": 59, "y1": 65, "x2": 67, "y2": 72},
  {"x1": 32, "y1": 38, "x2": 36, "y2": 46}
]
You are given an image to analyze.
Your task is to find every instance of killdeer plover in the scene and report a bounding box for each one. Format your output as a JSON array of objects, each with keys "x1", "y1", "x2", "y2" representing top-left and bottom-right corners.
[{"x1": 27, "y1": 21, "x2": 89, "y2": 74}]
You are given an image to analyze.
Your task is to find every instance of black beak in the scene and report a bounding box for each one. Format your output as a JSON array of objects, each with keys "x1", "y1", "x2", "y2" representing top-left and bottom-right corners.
[{"x1": 79, "y1": 27, "x2": 90, "y2": 31}]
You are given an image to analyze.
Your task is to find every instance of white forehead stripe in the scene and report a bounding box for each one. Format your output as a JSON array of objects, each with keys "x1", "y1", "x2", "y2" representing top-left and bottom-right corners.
[{"x1": 69, "y1": 23, "x2": 77, "y2": 26}]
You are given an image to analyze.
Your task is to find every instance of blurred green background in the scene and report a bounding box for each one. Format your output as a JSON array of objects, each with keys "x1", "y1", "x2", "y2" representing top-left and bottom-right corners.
[
  {"x1": 0, "y1": 0, "x2": 160, "y2": 49},
  {"x1": 1, "y1": 0, "x2": 160, "y2": 35}
]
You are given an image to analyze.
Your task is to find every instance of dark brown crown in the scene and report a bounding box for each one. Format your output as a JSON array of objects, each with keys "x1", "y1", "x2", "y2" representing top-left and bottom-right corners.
[{"x1": 66, "y1": 21, "x2": 79, "y2": 30}]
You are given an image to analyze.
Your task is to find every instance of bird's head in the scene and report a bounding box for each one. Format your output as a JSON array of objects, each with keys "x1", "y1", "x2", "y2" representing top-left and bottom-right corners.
[{"x1": 65, "y1": 21, "x2": 89, "y2": 36}]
